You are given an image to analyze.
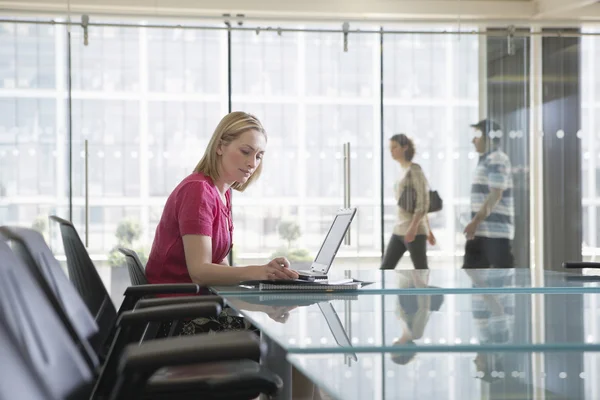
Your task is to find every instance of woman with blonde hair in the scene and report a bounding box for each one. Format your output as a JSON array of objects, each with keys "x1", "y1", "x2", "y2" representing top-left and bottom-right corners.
[
  {"x1": 381, "y1": 133, "x2": 436, "y2": 270},
  {"x1": 145, "y1": 111, "x2": 298, "y2": 333}
]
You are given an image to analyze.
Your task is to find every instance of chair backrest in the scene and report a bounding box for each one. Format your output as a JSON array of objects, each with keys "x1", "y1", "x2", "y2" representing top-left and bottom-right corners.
[
  {"x1": 0, "y1": 240, "x2": 94, "y2": 399},
  {"x1": 0, "y1": 318, "x2": 55, "y2": 400},
  {"x1": 118, "y1": 247, "x2": 148, "y2": 286},
  {"x1": 0, "y1": 226, "x2": 100, "y2": 366},
  {"x1": 49, "y1": 215, "x2": 118, "y2": 348}
]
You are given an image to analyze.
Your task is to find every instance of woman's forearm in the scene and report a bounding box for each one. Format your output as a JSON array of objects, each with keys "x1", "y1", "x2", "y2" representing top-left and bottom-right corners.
[
  {"x1": 409, "y1": 212, "x2": 426, "y2": 230},
  {"x1": 188, "y1": 263, "x2": 253, "y2": 286}
]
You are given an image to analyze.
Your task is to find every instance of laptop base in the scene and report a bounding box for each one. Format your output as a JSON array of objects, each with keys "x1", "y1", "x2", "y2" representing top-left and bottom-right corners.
[{"x1": 296, "y1": 270, "x2": 327, "y2": 280}]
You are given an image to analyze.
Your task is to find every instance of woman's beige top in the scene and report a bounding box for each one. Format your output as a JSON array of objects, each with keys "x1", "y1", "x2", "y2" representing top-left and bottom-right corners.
[{"x1": 393, "y1": 163, "x2": 429, "y2": 236}]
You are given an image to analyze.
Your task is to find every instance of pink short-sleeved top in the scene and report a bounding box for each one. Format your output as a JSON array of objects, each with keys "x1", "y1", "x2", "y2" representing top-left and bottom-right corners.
[{"x1": 145, "y1": 172, "x2": 233, "y2": 285}]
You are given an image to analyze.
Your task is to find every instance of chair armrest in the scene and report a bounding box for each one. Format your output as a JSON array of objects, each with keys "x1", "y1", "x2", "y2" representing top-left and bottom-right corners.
[
  {"x1": 117, "y1": 303, "x2": 221, "y2": 328},
  {"x1": 124, "y1": 283, "x2": 201, "y2": 296},
  {"x1": 122, "y1": 331, "x2": 263, "y2": 372},
  {"x1": 96, "y1": 301, "x2": 221, "y2": 398},
  {"x1": 119, "y1": 283, "x2": 202, "y2": 313},
  {"x1": 109, "y1": 332, "x2": 265, "y2": 400},
  {"x1": 563, "y1": 262, "x2": 600, "y2": 269},
  {"x1": 134, "y1": 295, "x2": 224, "y2": 310}
]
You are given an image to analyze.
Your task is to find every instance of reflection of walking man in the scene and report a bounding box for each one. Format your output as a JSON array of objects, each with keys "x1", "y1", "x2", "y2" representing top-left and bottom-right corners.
[
  {"x1": 463, "y1": 119, "x2": 515, "y2": 269},
  {"x1": 466, "y1": 269, "x2": 515, "y2": 382}
]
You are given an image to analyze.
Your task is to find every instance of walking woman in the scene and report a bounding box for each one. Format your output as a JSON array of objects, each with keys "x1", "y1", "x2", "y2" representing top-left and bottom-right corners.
[{"x1": 381, "y1": 133, "x2": 436, "y2": 270}]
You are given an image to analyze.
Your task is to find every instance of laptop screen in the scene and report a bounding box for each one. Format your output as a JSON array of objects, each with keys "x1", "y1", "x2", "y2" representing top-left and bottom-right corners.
[{"x1": 312, "y1": 209, "x2": 355, "y2": 271}]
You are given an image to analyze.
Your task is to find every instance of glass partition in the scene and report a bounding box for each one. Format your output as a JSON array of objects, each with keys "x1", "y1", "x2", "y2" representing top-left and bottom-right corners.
[
  {"x1": 230, "y1": 24, "x2": 382, "y2": 268},
  {"x1": 0, "y1": 15, "x2": 590, "y2": 277},
  {"x1": 67, "y1": 21, "x2": 227, "y2": 269},
  {"x1": 0, "y1": 20, "x2": 68, "y2": 255},
  {"x1": 581, "y1": 28, "x2": 600, "y2": 262},
  {"x1": 382, "y1": 28, "x2": 530, "y2": 270}
]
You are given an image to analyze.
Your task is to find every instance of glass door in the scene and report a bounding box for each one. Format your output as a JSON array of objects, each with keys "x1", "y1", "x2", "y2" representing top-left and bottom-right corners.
[
  {"x1": 382, "y1": 29, "x2": 530, "y2": 270},
  {"x1": 230, "y1": 24, "x2": 382, "y2": 270}
]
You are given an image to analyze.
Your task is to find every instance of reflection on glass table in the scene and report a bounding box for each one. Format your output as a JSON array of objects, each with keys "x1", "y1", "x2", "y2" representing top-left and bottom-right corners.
[
  {"x1": 223, "y1": 290, "x2": 600, "y2": 353},
  {"x1": 317, "y1": 302, "x2": 358, "y2": 362},
  {"x1": 288, "y1": 351, "x2": 599, "y2": 400},
  {"x1": 212, "y1": 268, "x2": 600, "y2": 295}
]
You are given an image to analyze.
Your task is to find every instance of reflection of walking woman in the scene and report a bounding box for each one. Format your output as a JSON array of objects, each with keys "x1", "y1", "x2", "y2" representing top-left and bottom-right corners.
[
  {"x1": 390, "y1": 271, "x2": 444, "y2": 365},
  {"x1": 381, "y1": 134, "x2": 435, "y2": 270}
]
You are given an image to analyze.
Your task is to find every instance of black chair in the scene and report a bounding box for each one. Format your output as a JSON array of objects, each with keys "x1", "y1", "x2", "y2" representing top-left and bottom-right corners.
[
  {"x1": 36, "y1": 220, "x2": 282, "y2": 398},
  {"x1": 118, "y1": 247, "x2": 187, "y2": 338},
  {"x1": 563, "y1": 262, "x2": 600, "y2": 269},
  {"x1": 118, "y1": 247, "x2": 148, "y2": 286},
  {"x1": 47, "y1": 216, "x2": 212, "y2": 356},
  {"x1": 0, "y1": 239, "x2": 279, "y2": 400},
  {"x1": 0, "y1": 225, "x2": 219, "y2": 350},
  {"x1": 0, "y1": 226, "x2": 101, "y2": 368},
  {"x1": 0, "y1": 227, "x2": 217, "y2": 388},
  {"x1": 562, "y1": 262, "x2": 600, "y2": 282},
  {"x1": 0, "y1": 316, "x2": 54, "y2": 400}
]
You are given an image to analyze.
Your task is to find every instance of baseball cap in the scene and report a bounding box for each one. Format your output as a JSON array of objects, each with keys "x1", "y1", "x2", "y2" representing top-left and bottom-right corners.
[{"x1": 470, "y1": 119, "x2": 501, "y2": 136}]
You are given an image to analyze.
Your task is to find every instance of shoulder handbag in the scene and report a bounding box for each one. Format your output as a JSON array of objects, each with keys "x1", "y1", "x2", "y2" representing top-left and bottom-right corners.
[
  {"x1": 428, "y1": 190, "x2": 443, "y2": 213},
  {"x1": 397, "y1": 169, "x2": 443, "y2": 213}
]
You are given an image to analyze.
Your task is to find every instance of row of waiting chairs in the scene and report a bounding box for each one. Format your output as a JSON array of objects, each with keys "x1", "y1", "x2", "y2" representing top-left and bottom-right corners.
[{"x1": 0, "y1": 216, "x2": 282, "y2": 400}]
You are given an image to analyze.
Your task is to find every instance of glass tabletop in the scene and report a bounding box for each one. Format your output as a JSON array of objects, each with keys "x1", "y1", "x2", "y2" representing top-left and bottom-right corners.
[
  {"x1": 223, "y1": 291, "x2": 600, "y2": 353},
  {"x1": 288, "y1": 351, "x2": 600, "y2": 400},
  {"x1": 211, "y1": 268, "x2": 600, "y2": 295}
]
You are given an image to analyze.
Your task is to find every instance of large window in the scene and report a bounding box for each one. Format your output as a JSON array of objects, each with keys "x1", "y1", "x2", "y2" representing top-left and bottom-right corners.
[
  {"x1": 230, "y1": 25, "x2": 381, "y2": 268},
  {"x1": 9, "y1": 17, "x2": 594, "y2": 273},
  {"x1": 0, "y1": 21, "x2": 65, "y2": 255},
  {"x1": 383, "y1": 31, "x2": 481, "y2": 269},
  {"x1": 68, "y1": 21, "x2": 227, "y2": 261}
]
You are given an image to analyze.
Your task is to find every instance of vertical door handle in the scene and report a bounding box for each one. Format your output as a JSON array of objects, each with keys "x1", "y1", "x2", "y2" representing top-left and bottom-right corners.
[
  {"x1": 343, "y1": 142, "x2": 351, "y2": 245},
  {"x1": 84, "y1": 139, "x2": 89, "y2": 248}
]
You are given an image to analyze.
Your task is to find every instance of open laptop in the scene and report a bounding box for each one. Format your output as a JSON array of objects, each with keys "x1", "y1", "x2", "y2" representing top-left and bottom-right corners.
[{"x1": 294, "y1": 207, "x2": 357, "y2": 280}]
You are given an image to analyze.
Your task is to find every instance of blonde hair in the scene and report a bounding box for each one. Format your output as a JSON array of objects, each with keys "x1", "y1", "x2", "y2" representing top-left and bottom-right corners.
[{"x1": 194, "y1": 111, "x2": 267, "y2": 192}]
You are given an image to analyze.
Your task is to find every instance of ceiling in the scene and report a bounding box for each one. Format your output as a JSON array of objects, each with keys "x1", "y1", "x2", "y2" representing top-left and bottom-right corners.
[{"x1": 0, "y1": 0, "x2": 599, "y2": 23}]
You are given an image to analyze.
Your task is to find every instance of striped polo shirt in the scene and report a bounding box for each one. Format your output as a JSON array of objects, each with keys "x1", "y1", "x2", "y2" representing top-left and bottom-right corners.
[{"x1": 471, "y1": 150, "x2": 515, "y2": 239}]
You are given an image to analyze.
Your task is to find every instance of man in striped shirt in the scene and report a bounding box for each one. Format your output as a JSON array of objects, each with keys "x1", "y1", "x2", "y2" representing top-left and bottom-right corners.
[{"x1": 463, "y1": 119, "x2": 515, "y2": 269}]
